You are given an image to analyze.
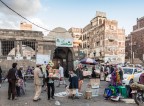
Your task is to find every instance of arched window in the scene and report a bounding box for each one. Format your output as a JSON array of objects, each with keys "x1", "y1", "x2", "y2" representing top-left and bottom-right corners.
[{"x1": 99, "y1": 19, "x2": 102, "y2": 25}]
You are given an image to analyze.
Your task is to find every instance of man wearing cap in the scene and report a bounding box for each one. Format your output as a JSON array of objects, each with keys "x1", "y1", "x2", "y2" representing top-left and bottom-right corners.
[
  {"x1": 33, "y1": 64, "x2": 43, "y2": 101},
  {"x1": 7, "y1": 63, "x2": 18, "y2": 100}
]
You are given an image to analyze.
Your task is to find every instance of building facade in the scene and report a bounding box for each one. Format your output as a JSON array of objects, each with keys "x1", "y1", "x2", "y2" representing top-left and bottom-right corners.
[
  {"x1": 68, "y1": 28, "x2": 83, "y2": 59},
  {"x1": 20, "y1": 22, "x2": 32, "y2": 30},
  {"x1": 0, "y1": 27, "x2": 74, "y2": 77},
  {"x1": 75, "y1": 11, "x2": 125, "y2": 63},
  {"x1": 125, "y1": 16, "x2": 144, "y2": 62}
]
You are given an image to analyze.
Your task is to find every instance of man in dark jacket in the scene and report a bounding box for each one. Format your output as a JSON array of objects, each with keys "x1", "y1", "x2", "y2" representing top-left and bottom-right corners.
[
  {"x1": 75, "y1": 64, "x2": 83, "y2": 92},
  {"x1": 69, "y1": 70, "x2": 79, "y2": 99},
  {"x1": 7, "y1": 63, "x2": 18, "y2": 100}
]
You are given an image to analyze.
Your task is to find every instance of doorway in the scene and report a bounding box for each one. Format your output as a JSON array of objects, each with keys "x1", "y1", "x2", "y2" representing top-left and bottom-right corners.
[{"x1": 53, "y1": 47, "x2": 73, "y2": 77}]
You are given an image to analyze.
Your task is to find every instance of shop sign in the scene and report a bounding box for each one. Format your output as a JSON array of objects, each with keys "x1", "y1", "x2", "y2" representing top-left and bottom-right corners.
[
  {"x1": 56, "y1": 38, "x2": 73, "y2": 47},
  {"x1": 36, "y1": 54, "x2": 50, "y2": 65}
]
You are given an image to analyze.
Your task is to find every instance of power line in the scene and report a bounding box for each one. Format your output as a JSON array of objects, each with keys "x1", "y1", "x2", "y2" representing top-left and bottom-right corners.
[{"x1": 0, "y1": 0, "x2": 68, "y2": 33}]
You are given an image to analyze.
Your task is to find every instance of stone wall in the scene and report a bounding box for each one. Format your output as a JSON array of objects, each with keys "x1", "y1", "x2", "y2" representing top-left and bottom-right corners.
[{"x1": 0, "y1": 59, "x2": 36, "y2": 74}]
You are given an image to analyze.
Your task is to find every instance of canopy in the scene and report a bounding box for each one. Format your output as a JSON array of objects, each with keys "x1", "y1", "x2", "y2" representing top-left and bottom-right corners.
[{"x1": 80, "y1": 58, "x2": 97, "y2": 65}]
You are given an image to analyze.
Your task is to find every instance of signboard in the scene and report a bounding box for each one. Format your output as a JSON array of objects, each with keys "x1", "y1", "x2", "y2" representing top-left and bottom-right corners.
[
  {"x1": 27, "y1": 56, "x2": 31, "y2": 60},
  {"x1": 7, "y1": 57, "x2": 12, "y2": 60},
  {"x1": 56, "y1": 38, "x2": 73, "y2": 47},
  {"x1": 15, "y1": 54, "x2": 23, "y2": 60},
  {"x1": 36, "y1": 54, "x2": 50, "y2": 65}
]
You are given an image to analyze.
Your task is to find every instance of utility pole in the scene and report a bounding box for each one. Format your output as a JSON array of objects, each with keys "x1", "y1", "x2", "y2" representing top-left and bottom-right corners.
[{"x1": 130, "y1": 35, "x2": 133, "y2": 64}]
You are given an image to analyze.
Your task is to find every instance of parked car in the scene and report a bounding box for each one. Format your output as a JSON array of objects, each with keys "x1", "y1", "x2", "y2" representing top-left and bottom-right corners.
[
  {"x1": 106, "y1": 67, "x2": 143, "y2": 85},
  {"x1": 133, "y1": 71, "x2": 144, "y2": 83}
]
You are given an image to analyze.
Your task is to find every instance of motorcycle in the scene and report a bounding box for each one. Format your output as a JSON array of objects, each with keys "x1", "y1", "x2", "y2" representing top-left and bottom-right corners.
[{"x1": 130, "y1": 83, "x2": 144, "y2": 106}]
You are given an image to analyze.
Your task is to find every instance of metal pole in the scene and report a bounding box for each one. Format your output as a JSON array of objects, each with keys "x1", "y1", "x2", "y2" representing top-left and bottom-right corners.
[{"x1": 131, "y1": 35, "x2": 133, "y2": 64}]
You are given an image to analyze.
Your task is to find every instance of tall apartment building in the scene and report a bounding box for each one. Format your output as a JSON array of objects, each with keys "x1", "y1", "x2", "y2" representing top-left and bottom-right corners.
[
  {"x1": 70, "y1": 11, "x2": 125, "y2": 63},
  {"x1": 125, "y1": 16, "x2": 144, "y2": 62},
  {"x1": 68, "y1": 28, "x2": 83, "y2": 59}
]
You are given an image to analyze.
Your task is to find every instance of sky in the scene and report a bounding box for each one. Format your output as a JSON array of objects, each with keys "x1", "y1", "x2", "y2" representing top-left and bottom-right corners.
[{"x1": 0, "y1": 0, "x2": 144, "y2": 36}]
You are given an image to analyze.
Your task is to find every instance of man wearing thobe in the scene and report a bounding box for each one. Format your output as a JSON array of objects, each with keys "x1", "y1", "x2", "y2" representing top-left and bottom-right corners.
[{"x1": 33, "y1": 64, "x2": 43, "y2": 101}]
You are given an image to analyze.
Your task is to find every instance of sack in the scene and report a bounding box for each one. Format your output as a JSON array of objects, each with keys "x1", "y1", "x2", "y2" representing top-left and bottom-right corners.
[{"x1": 104, "y1": 88, "x2": 112, "y2": 98}]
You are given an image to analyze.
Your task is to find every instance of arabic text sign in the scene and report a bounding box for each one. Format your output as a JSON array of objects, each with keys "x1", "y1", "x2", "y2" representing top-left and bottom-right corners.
[
  {"x1": 36, "y1": 54, "x2": 50, "y2": 65},
  {"x1": 56, "y1": 38, "x2": 73, "y2": 47}
]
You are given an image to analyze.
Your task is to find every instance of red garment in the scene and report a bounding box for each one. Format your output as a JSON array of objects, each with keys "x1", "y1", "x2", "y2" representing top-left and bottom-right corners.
[{"x1": 139, "y1": 73, "x2": 144, "y2": 84}]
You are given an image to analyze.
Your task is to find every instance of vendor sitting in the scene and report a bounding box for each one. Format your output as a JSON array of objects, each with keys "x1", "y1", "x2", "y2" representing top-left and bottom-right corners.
[{"x1": 68, "y1": 70, "x2": 79, "y2": 99}]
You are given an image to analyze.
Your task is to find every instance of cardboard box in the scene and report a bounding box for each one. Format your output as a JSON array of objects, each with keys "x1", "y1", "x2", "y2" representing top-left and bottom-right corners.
[{"x1": 90, "y1": 79, "x2": 100, "y2": 86}]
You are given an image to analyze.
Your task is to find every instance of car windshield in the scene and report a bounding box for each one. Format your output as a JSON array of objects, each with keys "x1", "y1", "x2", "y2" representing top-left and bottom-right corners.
[{"x1": 123, "y1": 68, "x2": 133, "y2": 74}]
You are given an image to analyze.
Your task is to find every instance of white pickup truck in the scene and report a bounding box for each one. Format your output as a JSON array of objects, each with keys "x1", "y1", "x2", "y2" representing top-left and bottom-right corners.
[{"x1": 133, "y1": 70, "x2": 144, "y2": 83}]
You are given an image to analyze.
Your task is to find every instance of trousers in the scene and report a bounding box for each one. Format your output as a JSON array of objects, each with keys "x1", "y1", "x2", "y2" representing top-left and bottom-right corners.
[
  {"x1": 33, "y1": 85, "x2": 42, "y2": 100},
  {"x1": 47, "y1": 83, "x2": 55, "y2": 99},
  {"x1": 8, "y1": 81, "x2": 16, "y2": 99}
]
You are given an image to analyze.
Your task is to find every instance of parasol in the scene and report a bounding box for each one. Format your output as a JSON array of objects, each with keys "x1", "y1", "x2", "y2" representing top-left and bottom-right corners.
[{"x1": 80, "y1": 58, "x2": 97, "y2": 65}]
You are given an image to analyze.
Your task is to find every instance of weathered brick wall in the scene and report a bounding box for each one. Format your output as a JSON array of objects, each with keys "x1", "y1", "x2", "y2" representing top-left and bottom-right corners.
[
  {"x1": 131, "y1": 29, "x2": 144, "y2": 61},
  {"x1": 138, "y1": 17, "x2": 144, "y2": 29}
]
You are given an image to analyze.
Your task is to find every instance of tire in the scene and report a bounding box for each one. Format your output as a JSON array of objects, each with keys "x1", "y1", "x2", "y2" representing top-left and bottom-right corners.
[
  {"x1": 133, "y1": 93, "x2": 139, "y2": 105},
  {"x1": 133, "y1": 92, "x2": 144, "y2": 106}
]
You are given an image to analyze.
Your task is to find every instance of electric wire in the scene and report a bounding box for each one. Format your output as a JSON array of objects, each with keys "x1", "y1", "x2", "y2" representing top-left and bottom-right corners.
[{"x1": 0, "y1": 0, "x2": 68, "y2": 33}]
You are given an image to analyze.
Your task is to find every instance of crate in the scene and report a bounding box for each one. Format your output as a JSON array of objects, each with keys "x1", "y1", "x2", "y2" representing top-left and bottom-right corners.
[{"x1": 91, "y1": 85, "x2": 99, "y2": 97}]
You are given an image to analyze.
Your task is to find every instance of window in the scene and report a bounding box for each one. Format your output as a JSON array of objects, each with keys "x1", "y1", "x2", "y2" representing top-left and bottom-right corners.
[
  {"x1": 99, "y1": 19, "x2": 102, "y2": 25},
  {"x1": 22, "y1": 41, "x2": 35, "y2": 50},
  {"x1": 96, "y1": 41, "x2": 100, "y2": 46},
  {"x1": 1, "y1": 40, "x2": 14, "y2": 56}
]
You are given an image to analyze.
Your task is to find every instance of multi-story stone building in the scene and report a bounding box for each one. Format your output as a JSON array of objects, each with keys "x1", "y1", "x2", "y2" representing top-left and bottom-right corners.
[
  {"x1": 68, "y1": 28, "x2": 83, "y2": 59},
  {"x1": 126, "y1": 16, "x2": 144, "y2": 62},
  {"x1": 77, "y1": 11, "x2": 125, "y2": 63}
]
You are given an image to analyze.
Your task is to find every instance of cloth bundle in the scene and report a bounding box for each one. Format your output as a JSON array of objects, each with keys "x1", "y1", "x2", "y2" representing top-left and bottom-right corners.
[{"x1": 130, "y1": 82, "x2": 144, "y2": 90}]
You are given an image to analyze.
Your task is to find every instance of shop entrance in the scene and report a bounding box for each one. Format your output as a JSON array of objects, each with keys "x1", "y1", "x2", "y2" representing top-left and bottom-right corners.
[{"x1": 53, "y1": 47, "x2": 73, "y2": 77}]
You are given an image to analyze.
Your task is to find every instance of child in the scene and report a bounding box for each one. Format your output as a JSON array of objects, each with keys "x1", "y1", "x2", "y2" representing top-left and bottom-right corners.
[{"x1": 68, "y1": 70, "x2": 79, "y2": 99}]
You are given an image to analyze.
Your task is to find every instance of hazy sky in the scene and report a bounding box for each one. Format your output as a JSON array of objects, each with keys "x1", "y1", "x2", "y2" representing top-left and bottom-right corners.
[{"x1": 0, "y1": 0, "x2": 144, "y2": 35}]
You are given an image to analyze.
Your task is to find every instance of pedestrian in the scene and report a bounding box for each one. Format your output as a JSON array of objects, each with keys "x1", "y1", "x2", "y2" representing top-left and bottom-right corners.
[
  {"x1": 110, "y1": 68, "x2": 116, "y2": 86},
  {"x1": 7, "y1": 63, "x2": 18, "y2": 100},
  {"x1": 139, "y1": 72, "x2": 144, "y2": 84},
  {"x1": 110, "y1": 65, "x2": 115, "y2": 74},
  {"x1": 68, "y1": 70, "x2": 79, "y2": 99},
  {"x1": 91, "y1": 66, "x2": 96, "y2": 78},
  {"x1": 57, "y1": 63, "x2": 67, "y2": 87},
  {"x1": 26, "y1": 66, "x2": 33, "y2": 75},
  {"x1": 100, "y1": 65, "x2": 105, "y2": 81},
  {"x1": 45, "y1": 64, "x2": 55, "y2": 100},
  {"x1": 118, "y1": 67, "x2": 123, "y2": 85},
  {"x1": 75, "y1": 64, "x2": 83, "y2": 93},
  {"x1": 16, "y1": 67, "x2": 23, "y2": 79},
  {"x1": 15, "y1": 67, "x2": 24, "y2": 97},
  {"x1": 41, "y1": 64, "x2": 46, "y2": 88},
  {"x1": 33, "y1": 64, "x2": 43, "y2": 101},
  {"x1": 104, "y1": 65, "x2": 109, "y2": 81},
  {"x1": 0, "y1": 66, "x2": 2, "y2": 88}
]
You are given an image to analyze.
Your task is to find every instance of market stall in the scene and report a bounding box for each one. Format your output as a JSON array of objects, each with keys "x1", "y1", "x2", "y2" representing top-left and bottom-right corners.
[{"x1": 80, "y1": 58, "x2": 100, "y2": 99}]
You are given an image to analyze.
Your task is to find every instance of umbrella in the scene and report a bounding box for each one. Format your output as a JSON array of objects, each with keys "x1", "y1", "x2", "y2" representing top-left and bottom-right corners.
[{"x1": 80, "y1": 58, "x2": 97, "y2": 65}]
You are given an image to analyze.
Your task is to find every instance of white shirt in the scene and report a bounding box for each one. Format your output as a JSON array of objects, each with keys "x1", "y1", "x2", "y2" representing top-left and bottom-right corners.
[{"x1": 59, "y1": 66, "x2": 64, "y2": 77}]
